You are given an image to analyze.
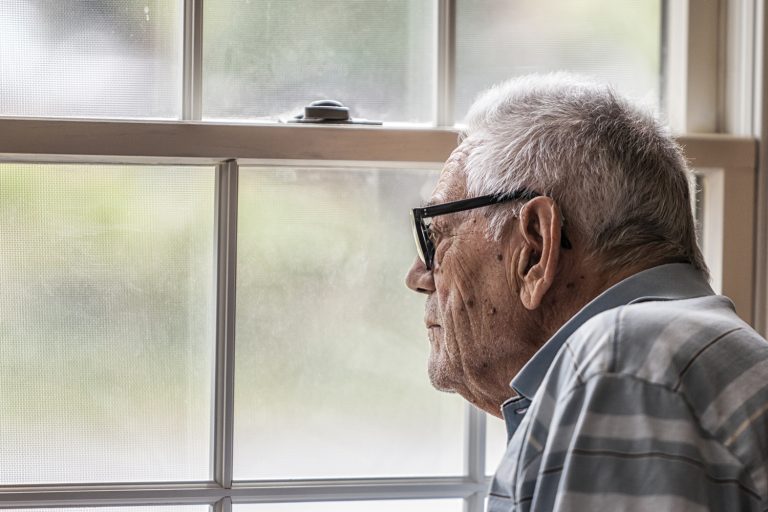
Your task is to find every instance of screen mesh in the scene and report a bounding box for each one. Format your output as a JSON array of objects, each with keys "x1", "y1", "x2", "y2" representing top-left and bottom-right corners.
[
  {"x1": 0, "y1": 164, "x2": 215, "y2": 483},
  {"x1": 0, "y1": 0, "x2": 182, "y2": 119},
  {"x1": 234, "y1": 167, "x2": 465, "y2": 479}
]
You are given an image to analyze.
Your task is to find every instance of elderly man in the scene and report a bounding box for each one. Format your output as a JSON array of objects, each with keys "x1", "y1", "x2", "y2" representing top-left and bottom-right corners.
[{"x1": 406, "y1": 74, "x2": 768, "y2": 511}]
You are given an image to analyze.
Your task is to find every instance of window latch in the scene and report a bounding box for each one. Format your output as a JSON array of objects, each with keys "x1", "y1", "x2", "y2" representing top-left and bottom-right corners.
[{"x1": 288, "y1": 100, "x2": 382, "y2": 125}]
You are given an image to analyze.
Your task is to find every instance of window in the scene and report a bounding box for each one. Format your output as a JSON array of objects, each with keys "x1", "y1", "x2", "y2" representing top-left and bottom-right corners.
[{"x1": 0, "y1": 1, "x2": 760, "y2": 512}]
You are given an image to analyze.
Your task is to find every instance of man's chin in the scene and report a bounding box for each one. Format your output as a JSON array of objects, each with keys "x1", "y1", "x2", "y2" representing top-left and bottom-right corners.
[{"x1": 427, "y1": 361, "x2": 458, "y2": 393}]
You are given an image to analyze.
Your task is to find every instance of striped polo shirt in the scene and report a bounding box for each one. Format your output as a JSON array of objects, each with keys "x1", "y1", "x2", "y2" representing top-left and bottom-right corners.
[{"x1": 488, "y1": 263, "x2": 768, "y2": 511}]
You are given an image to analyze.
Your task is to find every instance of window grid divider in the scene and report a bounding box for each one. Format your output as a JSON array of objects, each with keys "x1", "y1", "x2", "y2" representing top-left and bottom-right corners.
[
  {"x1": 183, "y1": 0, "x2": 204, "y2": 121},
  {"x1": 464, "y1": 405, "x2": 486, "y2": 512},
  {"x1": 436, "y1": 0, "x2": 456, "y2": 127},
  {"x1": 0, "y1": 477, "x2": 487, "y2": 508},
  {"x1": 212, "y1": 159, "x2": 239, "y2": 489},
  {"x1": 213, "y1": 496, "x2": 232, "y2": 512},
  {"x1": 465, "y1": 492, "x2": 486, "y2": 512}
]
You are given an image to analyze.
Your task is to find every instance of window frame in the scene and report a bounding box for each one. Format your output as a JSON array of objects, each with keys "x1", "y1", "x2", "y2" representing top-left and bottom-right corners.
[{"x1": 0, "y1": 1, "x2": 761, "y2": 512}]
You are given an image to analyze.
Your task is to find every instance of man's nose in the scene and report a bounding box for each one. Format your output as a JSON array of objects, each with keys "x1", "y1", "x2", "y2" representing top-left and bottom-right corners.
[{"x1": 405, "y1": 257, "x2": 435, "y2": 294}]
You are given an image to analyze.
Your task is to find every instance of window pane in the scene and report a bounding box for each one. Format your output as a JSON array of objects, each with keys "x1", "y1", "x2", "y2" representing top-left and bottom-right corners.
[
  {"x1": 235, "y1": 167, "x2": 464, "y2": 479},
  {"x1": 0, "y1": 164, "x2": 215, "y2": 483},
  {"x1": 203, "y1": 1, "x2": 435, "y2": 123},
  {"x1": 455, "y1": 0, "x2": 662, "y2": 121},
  {"x1": 236, "y1": 500, "x2": 463, "y2": 512},
  {"x1": 11, "y1": 508, "x2": 208, "y2": 512},
  {"x1": 486, "y1": 414, "x2": 509, "y2": 475},
  {"x1": 0, "y1": 1, "x2": 182, "y2": 119}
]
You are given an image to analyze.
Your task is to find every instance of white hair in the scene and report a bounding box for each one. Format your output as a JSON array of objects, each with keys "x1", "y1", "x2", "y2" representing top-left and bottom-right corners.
[{"x1": 461, "y1": 73, "x2": 707, "y2": 276}]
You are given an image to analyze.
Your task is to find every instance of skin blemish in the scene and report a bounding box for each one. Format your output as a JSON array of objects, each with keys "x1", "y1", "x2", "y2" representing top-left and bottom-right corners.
[
  {"x1": 496, "y1": 254, "x2": 503, "y2": 261},
  {"x1": 491, "y1": 307, "x2": 497, "y2": 315},
  {"x1": 467, "y1": 299, "x2": 475, "y2": 308},
  {"x1": 566, "y1": 282, "x2": 575, "y2": 289}
]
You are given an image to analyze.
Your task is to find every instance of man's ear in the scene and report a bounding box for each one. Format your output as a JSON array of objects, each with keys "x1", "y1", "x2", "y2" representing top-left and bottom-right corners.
[{"x1": 515, "y1": 196, "x2": 562, "y2": 310}]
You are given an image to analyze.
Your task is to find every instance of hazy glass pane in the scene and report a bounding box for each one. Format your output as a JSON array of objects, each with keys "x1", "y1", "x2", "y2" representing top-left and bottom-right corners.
[
  {"x1": 0, "y1": 0, "x2": 182, "y2": 119},
  {"x1": 203, "y1": 1, "x2": 435, "y2": 122},
  {"x1": 486, "y1": 414, "x2": 509, "y2": 475},
  {"x1": 11, "y1": 508, "x2": 208, "y2": 512},
  {"x1": 235, "y1": 167, "x2": 464, "y2": 479},
  {"x1": 237, "y1": 500, "x2": 462, "y2": 512},
  {"x1": 455, "y1": 0, "x2": 662, "y2": 121},
  {"x1": 0, "y1": 164, "x2": 215, "y2": 483}
]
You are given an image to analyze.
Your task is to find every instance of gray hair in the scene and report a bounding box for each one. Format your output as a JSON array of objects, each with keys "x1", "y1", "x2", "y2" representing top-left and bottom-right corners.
[{"x1": 461, "y1": 73, "x2": 707, "y2": 276}]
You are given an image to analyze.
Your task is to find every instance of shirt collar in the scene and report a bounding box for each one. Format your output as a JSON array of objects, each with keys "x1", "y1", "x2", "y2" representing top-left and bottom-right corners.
[{"x1": 509, "y1": 263, "x2": 715, "y2": 401}]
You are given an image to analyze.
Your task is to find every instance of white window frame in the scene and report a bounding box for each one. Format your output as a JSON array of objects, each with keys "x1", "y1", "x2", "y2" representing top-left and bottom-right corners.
[
  {"x1": 663, "y1": 0, "x2": 760, "y2": 327},
  {"x1": 0, "y1": 1, "x2": 762, "y2": 511}
]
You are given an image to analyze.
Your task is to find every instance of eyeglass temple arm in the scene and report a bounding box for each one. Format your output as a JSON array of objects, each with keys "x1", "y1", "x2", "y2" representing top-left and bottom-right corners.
[{"x1": 414, "y1": 191, "x2": 539, "y2": 219}]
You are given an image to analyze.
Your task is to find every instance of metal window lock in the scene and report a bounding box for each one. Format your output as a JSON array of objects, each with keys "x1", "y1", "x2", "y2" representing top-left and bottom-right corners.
[{"x1": 287, "y1": 100, "x2": 382, "y2": 125}]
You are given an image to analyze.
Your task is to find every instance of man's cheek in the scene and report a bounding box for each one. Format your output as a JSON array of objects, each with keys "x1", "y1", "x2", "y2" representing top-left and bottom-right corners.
[
  {"x1": 439, "y1": 307, "x2": 463, "y2": 359},
  {"x1": 443, "y1": 299, "x2": 477, "y2": 358}
]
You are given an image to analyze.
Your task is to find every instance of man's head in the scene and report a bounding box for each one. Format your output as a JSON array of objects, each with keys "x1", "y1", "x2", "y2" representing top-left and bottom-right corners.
[{"x1": 406, "y1": 73, "x2": 705, "y2": 415}]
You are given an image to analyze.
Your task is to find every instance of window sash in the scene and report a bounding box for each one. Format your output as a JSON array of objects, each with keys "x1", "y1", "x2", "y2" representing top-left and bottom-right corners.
[{"x1": 0, "y1": 126, "x2": 755, "y2": 508}]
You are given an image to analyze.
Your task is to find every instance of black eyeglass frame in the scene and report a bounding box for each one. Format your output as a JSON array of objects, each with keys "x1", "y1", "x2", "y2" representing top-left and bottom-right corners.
[{"x1": 410, "y1": 190, "x2": 572, "y2": 270}]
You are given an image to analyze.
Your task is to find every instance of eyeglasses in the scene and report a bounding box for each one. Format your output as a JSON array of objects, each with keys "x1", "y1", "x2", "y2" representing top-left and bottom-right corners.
[{"x1": 410, "y1": 190, "x2": 572, "y2": 270}]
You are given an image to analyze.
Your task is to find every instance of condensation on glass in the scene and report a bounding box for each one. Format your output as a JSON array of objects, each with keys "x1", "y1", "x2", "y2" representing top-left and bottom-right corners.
[
  {"x1": 202, "y1": 1, "x2": 436, "y2": 123},
  {"x1": 0, "y1": 164, "x2": 215, "y2": 483},
  {"x1": 0, "y1": 1, "x2": 182, "y2": 119},
  {"x1": 455, "y1": 0, "x2": 662, "y2": 122},
  {"x1": 234, "y1": 167, "x2": 464, "y2": 479},
  {"x1": 236, "y1": 500, "x2": 463, "y2": 512}
]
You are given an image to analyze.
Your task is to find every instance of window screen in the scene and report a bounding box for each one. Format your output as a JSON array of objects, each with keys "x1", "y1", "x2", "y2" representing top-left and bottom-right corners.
[
  {"x1": 0, "y1": 0, "x2": 182, "y2": 119},
  {"x1": 234, "y1": 166, "x2": 465, "y2": 479},
  {"x1": 0, "y1": 164, "x2": 215, "y2": 483}
]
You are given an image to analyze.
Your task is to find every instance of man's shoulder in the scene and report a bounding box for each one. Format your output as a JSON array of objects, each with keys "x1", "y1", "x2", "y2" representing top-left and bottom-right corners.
[
  {"x1": 613, "y1": 295, "x2": 765, "y2": 387},
  {"x1": 563, "y1": 294, "x2": 766, "y2": 387},
  {"x1": 550, "y1": 295, "x2": 768, "y2": 497}
]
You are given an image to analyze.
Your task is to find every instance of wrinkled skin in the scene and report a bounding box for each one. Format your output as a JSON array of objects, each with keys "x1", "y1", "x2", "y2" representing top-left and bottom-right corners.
[
  {"x1": 406, "y1": 144, "x2": 629, "y2": 416},
  {"x1": 405, "y1": 145, "x2": 539, "y2": 414}
]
